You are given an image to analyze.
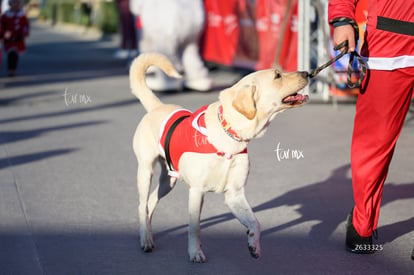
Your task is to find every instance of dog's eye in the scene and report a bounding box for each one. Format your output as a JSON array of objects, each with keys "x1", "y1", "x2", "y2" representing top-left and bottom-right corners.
[{"x1": 274, "y1": 70, "x2": 282, "y2": 79}]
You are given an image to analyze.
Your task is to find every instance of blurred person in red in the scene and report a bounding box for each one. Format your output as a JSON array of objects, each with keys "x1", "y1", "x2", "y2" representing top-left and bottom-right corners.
[
  {"x1": 0, "y1": 0, "x2": 29, "y2": 77},
  {"x1": 328, "y1": 0, "x2": 414, "y2": 254}
]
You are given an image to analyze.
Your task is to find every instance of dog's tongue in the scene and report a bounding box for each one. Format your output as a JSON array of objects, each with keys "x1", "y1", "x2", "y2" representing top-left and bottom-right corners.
[{"x1": 283, "y1": 93, "x2": 308, "y2": 103}]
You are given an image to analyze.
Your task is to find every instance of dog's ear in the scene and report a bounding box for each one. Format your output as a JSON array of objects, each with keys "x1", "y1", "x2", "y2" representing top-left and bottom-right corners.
[{"x1": 232, "y1": 84, "x2": 257, "y2": 120}]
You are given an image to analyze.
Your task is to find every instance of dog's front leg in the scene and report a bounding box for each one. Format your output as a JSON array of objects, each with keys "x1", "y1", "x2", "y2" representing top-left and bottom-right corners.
[
  {"x1": 225, "y1": 189, "x2": 261, "y2": 259},
  {"x1": 188, "y1": 187, "x2": 206, "y2": 263}
]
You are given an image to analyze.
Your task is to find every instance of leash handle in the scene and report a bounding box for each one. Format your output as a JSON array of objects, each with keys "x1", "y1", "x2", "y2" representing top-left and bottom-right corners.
[
  {"x1": 309, "y1": 40, "x2": 349, "y2": 78},
  {"x1": 309, "y1": 40, "x2": 367, "y2": 89}
]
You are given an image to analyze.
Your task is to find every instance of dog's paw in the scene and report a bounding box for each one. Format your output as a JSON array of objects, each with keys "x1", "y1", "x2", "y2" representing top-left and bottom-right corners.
[
  {"x1": 247, "y1": 230, "x2": 261, "y2": 259},
  {"x1": 140, "y1": 235, "x2": 155, "y2": 253},
  {"x1": 248, "y1": 244, "x2": 261, "y2": 259},
  {"x1": 189, "y1": 249, "x2": 206, "y2": 263},
  {"x1": 141, "y1": 243, "x2": 154, "y2": 253}
]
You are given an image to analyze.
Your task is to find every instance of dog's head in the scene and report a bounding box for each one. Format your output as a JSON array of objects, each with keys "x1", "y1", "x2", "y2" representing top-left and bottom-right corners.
[{"x1": 219, "y1": 69, "x2": 309, "y2": 139}]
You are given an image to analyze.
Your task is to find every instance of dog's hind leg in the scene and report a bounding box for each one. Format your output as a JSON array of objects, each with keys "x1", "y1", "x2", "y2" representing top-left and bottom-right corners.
[
  {"x1": 147, "y1": 159, "x2": 177, "y2": 219},
  {"x1": 137, "y1": 154, "x2": 158, "y2": 252},
  {"x1": 224, "y1": 189, "x2": 261, "y2": 259}
]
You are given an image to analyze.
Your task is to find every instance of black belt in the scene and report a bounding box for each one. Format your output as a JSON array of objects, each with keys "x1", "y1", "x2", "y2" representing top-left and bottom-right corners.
[{"x1": 377, "y1": 16, "x2": 414, "y2": 36}]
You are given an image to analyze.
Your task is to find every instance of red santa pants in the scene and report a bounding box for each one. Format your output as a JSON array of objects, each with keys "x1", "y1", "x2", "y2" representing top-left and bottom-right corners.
[{"x1": 351, "y1": 67, "x2": 414, "y2": 237}]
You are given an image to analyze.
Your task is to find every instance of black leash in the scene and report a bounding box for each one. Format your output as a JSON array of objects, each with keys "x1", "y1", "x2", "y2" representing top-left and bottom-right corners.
[{"x1": 309, "y1": 40, "x2": 367, "y2": 89}]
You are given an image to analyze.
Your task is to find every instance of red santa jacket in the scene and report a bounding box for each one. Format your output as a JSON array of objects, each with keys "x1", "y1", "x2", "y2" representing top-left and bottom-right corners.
[
  {"x1": 328, "y1": 0, "x2": 414, "y2": 70},
  {"x1": 1, "y1": 10, "x2": 29, "y2": 53},
  {"x1": 159, "y1": 105, "x2": 247, "y2": 178}
]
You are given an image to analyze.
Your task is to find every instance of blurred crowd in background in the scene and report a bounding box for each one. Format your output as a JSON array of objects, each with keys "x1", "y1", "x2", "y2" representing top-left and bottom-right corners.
[{"x1": 0, "y1": 0, "x2": 369, "y2": 95}]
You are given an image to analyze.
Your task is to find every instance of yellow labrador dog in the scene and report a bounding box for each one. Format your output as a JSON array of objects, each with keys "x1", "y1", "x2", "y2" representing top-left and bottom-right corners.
[{"x1": 130, "y1": 53, "x2": 309, "y2": 263}]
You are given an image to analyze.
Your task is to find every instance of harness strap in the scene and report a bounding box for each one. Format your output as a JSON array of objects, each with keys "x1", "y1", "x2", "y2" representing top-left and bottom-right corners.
[{"x1": 164, "y1": 114, "x2": 190, "y2": 172}]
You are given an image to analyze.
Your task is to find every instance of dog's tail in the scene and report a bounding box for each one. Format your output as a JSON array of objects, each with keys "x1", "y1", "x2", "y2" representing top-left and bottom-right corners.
[{"x1": 129, "y1": 53, "x2": 182, "y2": 112}]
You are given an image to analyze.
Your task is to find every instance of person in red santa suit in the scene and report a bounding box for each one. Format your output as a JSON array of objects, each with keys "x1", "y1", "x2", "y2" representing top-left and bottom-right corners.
[
  {"x1": 1, "y1": 0, "x2": 29, "y2": 77},
  {"x1": 328, "y1": 0, "x2": 414, "y2": 254}
]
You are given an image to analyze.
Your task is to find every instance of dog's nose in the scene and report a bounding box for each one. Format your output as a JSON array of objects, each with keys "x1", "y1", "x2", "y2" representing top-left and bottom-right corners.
[{"x1": 300, "y1": 71, "x2": 309, "y2": 78}]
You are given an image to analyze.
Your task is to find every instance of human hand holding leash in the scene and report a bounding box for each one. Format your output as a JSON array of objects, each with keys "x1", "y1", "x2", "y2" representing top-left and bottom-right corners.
[
  {"x1": 309, "y1": 40, "x2": 349, "y2": 78},
  {"x1": 333, "y1": 24, "x2": 356, "y2": 52}
]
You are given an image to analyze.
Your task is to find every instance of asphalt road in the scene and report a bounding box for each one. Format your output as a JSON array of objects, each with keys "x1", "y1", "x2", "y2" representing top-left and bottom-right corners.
[{"x1": 1, "y1": 21, "x2": 414, "y2": 275}]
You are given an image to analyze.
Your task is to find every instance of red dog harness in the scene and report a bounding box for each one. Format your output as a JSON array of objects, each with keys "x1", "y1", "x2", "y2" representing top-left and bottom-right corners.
[{"x1": 159, "y1": 105, "x2": 247, "y2": 178}]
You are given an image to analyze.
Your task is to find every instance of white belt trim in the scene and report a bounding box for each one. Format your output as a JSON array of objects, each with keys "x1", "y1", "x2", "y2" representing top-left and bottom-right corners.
[
  {"x1": 191, "y1": 110, "x2": 208, "y2": 136},
  {"x1": 362, "y1": 55, "x2": 414, "y2": 70}
]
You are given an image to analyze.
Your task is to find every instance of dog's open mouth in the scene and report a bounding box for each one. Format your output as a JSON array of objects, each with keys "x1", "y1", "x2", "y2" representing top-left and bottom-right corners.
[{"x1": 282, "y1": 93, "x2": 309, "y2": 105}]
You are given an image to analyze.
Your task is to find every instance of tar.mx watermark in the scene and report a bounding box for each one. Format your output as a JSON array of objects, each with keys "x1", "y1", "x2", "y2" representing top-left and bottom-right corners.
[
  {"x1": 63, "y1": 88, "x2": 92, "y2": 107},
  {"x1": 274, "y1": 142, "x2": 304, "y2": 162}
]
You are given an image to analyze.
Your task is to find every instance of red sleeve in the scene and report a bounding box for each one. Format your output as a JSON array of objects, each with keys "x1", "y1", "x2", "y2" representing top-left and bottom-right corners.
[{"x1": 328, "y1": 0, "x2": 358, "y2": 24}]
